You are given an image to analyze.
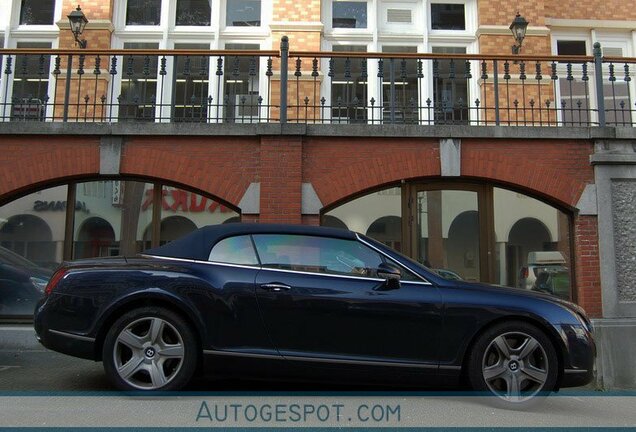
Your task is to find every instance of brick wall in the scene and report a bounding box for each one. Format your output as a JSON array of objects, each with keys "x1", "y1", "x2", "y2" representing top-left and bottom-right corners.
[
  {"x1": 0, "y1": 136, "x2": 100, "y2": 204},
  {"x1": 120, "y1": 137, "x2": 260, "y2": 208},
  {"x1": 461, "y1": 139, "x2": 593, "y2": 207},
  {"x1": 574, "y1": 215, "x2": 602, "y2": 316},
  {"x1": 259, "y1": 136, "x2": 302, "y2": 223}
]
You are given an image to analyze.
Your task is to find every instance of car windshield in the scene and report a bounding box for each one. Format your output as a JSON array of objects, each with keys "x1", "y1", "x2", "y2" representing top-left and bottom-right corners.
[{"x1": 358, "y1": 234, "x2": 434, "y2": 273}]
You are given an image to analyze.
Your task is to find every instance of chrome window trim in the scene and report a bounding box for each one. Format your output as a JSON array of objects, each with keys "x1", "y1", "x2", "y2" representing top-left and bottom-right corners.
[
  {"x1": 141, "y1": 254, "x2": 261, "y2": 270},
  {"x1": 356, "y1": 234, "x2": 432, "y2": 285},
  {"x1": 144, "y1": 244, "x2": 433, "y2": 285},
  {"x1": 258, "y1": 266, "x2": 386, "y2": 282}
]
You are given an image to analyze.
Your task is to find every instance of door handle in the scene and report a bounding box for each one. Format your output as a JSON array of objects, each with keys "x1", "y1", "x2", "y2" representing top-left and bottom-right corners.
[{"x1": 259, "y1": 283, "x2": 292, "y2": 292}]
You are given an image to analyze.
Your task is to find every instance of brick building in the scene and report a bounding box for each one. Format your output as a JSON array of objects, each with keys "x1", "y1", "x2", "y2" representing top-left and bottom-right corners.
[{"x1": 0, "y1": 0, "x2": 635, "y2": 388}]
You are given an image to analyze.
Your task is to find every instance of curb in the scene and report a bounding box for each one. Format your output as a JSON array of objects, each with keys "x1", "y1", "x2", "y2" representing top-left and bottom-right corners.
[{"x1": 0, "y1": 326, "x2": 42, "y2": 351}]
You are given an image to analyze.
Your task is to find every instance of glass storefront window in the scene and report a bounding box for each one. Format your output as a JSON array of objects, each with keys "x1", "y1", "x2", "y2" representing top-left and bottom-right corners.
[
  {"x1": 323, "y1": 183, "x2": 574, "y2": 300},
  {"x1": 323, "y1": 186, "x2": 402, "y2": 251},
  {"x1": 158, "y1": 185, "x2": 239, "y2": 245},
  {"x1": 494, "y1": 187, "x2": 572, "y2": 299},
  {"x1": 0, "y1": 185, "x2": 67, "y2": 317},
  {"x1": 74, "y1": 181, "x2": 154, "y2": 259},
  {"x1": 416, "y1": 190, "x2": 480, "y2": 281},
  {"x1": 0, "y1": 180, "x2": 240, "y2": 319}
]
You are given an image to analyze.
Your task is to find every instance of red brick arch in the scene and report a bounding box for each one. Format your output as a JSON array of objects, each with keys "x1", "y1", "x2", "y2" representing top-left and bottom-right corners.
[
  {"x1": 120, "y1": 137, "x2": 260, "y2": 208},
  {"x1": 0, "y1": 136, "x2": 100, "y2": 203},
  {"x1": 307, "y1": 138, "x2": 593, "y2": 211},
  {"x1": 0, "y1": 136, "x2": 261, "y2": 208}
]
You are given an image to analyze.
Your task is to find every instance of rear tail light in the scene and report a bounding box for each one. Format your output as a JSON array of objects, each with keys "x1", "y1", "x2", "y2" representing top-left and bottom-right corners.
[
  {"x1": 520, "y1": 267, "x2": 528, "y2": 279},
  {"x1": 44, "y1": 267, "x2": 68, "y2": 296}
]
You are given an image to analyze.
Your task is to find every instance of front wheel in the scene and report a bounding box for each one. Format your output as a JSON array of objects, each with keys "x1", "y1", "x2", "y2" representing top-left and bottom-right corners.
[
  {"x1": 467, "y1": 321, "x2": 559, "y2": 407},
  {"x1": 102, "y1": 307, "x2": 198, "y2": 391}
]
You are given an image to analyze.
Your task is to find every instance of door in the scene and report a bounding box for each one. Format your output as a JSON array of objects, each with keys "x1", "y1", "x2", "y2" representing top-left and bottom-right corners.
[
  {"x1": 405, "y1": 183, "x2": 495, "y2": 283},
  {"x1": 252, "y1": 234, "x2": 442, "y2": 364}
]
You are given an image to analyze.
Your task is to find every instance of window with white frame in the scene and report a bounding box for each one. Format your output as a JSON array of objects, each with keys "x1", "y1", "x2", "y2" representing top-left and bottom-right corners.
[
  {"x1": 332, "y1": 1, "x2": 367, "y2": 29},
  {"x1": 19, "y1": 0, "x2": 55, "y2": 25},
  {"x1": 119, "y1": 42, "x2": 160, "y2": 121},
  {"x1": 432, "y1": 46, "x2": 469, "y2": 124},
  {"x1": 126, "y1": 0, "x2": 162, "y2": 25},
  {"x1": 600, "y1": 45, "x2": 632, "y2": 126},
  {"x1": 172, "y1": 43, "x2": 210, "y2": 122},
  {"x1": 330, "y1": 45, "x2": 367, "y2": 123},
  {"x1": 555, "y1": 39, "x2": 590, "y2": 125},
  {"x1": 226, "y1": 0, "x2": 261, "y2": 27},
  {"x1": 11, "y1": 41, "x2": 51, "y2": 120},
  {"x1": 223, "y1": 43, "x2": 260, "y2": 122},
  {"x1": 176, "y1": 0, "x2": 212, "y2": 26},
  {"x1": 430, "y1": 3, "x2": 465, "y2": 30},
  {"x1": 381, "y1": 46, "x2": 419, "y2": 124}
]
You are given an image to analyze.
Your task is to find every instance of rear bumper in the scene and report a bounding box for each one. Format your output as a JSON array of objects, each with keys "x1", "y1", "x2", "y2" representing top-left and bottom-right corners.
[
  {"x1": 34, "y1": 297, "x2": 97, "y2": 360},
  {"x1": 36, "y1": 328, "x2": 96, "y2": 360}
]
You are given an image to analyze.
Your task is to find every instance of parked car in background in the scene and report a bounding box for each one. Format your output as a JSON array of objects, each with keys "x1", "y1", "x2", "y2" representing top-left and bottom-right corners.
[
  {"x1": 435, "y1": 268, "x2": 463, "y2": 281},
  {"x1": 519, "y1": 251, "x2": 570, "y2": 299},
  {"x1": 35, "y1": 224, "x2": 594, "y2": 405},
  {"x1": 0, "y1": 246, "x2": 52, "y2": 316}
]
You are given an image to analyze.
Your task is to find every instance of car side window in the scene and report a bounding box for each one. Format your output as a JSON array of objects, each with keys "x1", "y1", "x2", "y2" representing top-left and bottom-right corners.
[
  {"x1": 208, "y1": 235, "x2": 259, "y2": 265},
  {"x1": 252, "y1": 234, "x2": 384, "y2": 278}
]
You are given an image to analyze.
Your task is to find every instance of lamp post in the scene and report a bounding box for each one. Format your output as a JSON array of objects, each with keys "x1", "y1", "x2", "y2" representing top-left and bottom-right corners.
[
  {"x1": 510, "y1": 12, "x2": 529, "y2": 55},
  {"x1": 63, "y1": 5, "x2": 88, "y2": 121}
]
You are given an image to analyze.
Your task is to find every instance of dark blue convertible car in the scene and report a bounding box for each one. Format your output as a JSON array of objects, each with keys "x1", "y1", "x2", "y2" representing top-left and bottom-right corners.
[{"x1": 35, "y1": 223, "x2": 594, "y2": 404}]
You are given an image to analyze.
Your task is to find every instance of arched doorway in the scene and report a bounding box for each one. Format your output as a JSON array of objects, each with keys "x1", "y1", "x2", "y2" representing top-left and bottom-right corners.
[
  {"x1": 366, "y1": 215, "x2": 401, "y2": 250},
  {"x1": 0, "y1": 214, "x2": 53, "y2": 265},
  {"x1": 158, "y1": 216, "x2": 197, "y2": 245},
  {"x1": 447, "y1": 211, "x2": 480, "y2": 281},
  {"x1": 507, "y1": 217, "x2": 552, "y2": 287},
  {"x1": 75, "y1": 217, "x2": 116, "y2": 259},
  {"x1": 322, "y1": 215, "x2": 348, "y2": 230}
]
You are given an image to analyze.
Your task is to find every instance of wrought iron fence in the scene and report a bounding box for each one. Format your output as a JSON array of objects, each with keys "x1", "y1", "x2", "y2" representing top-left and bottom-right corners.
[{"x1": 0, "y1": 39, "x2": 634, "y2": 127}]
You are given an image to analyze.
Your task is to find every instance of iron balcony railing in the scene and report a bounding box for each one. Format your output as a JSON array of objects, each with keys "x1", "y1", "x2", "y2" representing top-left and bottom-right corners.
[{"x1": 0, "y1": 38, "x2": 633, "y2": 127}]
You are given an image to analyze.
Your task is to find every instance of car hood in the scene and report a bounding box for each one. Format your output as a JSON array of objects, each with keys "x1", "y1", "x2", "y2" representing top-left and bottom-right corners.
[{"x1": 442, "y1": 279, "x2": 587, "y2": 315}]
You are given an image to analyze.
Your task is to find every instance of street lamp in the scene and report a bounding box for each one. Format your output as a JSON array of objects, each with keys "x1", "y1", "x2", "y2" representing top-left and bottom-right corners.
[
  {"x1": 67, "y1": 5, "x2": 88, "y2": 49},
  {"x1": 509, "y1": 12, "x2": 529, "y2": 55},
  {"x1": 63, "y1": 5, "x2": 89, "y2": 121}
]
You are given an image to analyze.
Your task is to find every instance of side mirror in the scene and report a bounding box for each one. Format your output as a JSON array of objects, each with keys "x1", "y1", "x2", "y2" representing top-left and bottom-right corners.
[{"x1": 377, "y1": 262, "x2": 401, "y2": 290}]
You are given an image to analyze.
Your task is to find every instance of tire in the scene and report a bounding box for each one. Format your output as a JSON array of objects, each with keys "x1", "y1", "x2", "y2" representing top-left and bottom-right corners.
[
  {"x1": 467, "y1": 320, "x2": 559, "y2": 408},
  {"x1": 102, "y1": 306, "x2": 198, "y2": 391}
]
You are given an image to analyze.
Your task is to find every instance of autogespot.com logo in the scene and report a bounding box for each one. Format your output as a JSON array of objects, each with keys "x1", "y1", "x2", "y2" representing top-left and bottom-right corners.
[{"x1": 196, "y1": 401, "x2": 401, "y2": 424}]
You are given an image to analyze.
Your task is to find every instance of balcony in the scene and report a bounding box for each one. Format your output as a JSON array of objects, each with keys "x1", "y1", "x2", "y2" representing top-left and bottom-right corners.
[{"x1": 0, "y1": 38, "x2": 634, "y2": 129}]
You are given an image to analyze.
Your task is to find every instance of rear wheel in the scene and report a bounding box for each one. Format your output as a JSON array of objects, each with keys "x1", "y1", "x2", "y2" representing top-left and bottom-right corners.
[
  {"x1": 102, "y1": 307, "x2": 198, "y2": 391},
  {"x1": 468, "y1": 321, "x2": 559, "y2": 407}
]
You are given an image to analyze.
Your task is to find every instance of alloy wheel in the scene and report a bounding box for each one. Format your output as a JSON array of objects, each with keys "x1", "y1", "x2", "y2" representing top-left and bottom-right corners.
[
  {"x1": 113, "y1": 317, "x2": 185, "y2": 390},
  {"x1": 481, "y1": 331, "x2": 549, "y2": 402}
]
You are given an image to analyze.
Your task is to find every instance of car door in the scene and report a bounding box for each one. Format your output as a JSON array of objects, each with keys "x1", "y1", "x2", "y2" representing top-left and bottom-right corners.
[{"x1": 252, "y1": 234, "x2": 443, "y2": 365}]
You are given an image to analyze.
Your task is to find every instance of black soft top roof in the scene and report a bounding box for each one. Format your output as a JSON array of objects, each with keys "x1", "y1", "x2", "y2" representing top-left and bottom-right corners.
[{"x1": 143, "y1": 223, "x2": 356, "y2": 261}]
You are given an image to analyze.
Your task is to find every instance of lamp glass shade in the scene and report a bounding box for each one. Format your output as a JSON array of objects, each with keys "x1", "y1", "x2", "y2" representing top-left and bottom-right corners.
[
  {"x1": 68, "y1": 6, "x2": 88, "y2": 36},
  {"x1": 509, "y1": 13, "x2": 529, "y2": 44}
]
